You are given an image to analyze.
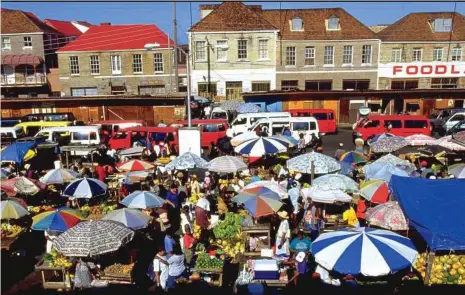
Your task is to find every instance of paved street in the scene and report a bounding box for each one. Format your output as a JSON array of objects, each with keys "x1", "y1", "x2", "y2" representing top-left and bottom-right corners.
[{"x1": 321, "y1": 128, "x2": 355, "y2": 158}]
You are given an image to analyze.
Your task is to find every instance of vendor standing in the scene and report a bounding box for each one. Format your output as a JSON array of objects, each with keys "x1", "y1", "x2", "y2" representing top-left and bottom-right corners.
[
  {"x1": 275, "y1": 211, "x2": 291, "y2": 256},
  {"x1": 195, "y1": 193, "x2": 210, "y2": 229},
  {"x1": 290, "y1": 230, "x2": 312, "y2": 255}
]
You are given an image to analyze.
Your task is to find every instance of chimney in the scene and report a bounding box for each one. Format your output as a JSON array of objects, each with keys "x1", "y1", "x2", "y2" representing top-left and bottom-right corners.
[{"x1": 100, "y1": 22, "x2": 111, "y2": 26}]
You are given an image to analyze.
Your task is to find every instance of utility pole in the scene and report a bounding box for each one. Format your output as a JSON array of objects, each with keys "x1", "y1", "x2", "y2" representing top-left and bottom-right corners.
[
  {"x1": 173, "y1": 2, "x2": 178, "y2": 92},
  {"x1": 206, "y1": 37, "x2": 211, "y2": 99}
]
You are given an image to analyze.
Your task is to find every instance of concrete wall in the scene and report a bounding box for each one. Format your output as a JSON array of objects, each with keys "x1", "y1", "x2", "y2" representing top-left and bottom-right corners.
[
  {"x1": 1, "y1": 33, "x2": 45, "y2": 57},
  {"x1": 58, "y1": 49, "x2": 180, "y2": 96}
]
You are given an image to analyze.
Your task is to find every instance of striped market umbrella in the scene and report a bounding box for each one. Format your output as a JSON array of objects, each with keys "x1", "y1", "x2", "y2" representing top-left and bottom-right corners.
[
  {"x1": 53, "y1": 220, "x2": 134, "y2": 257},
  {"x1": 339, "y1": 151, "x2": 367, "y2": 164},
  {"x1": 0, "y1": 200, "x2": 29, "y2": 220},
  {"x1": 360, "y1": 180, "x2": 389, "y2": 204},
  {"x1": 269, "y1": 135, "x2": 299, "y2": 147},
  {"x1": 63, "y1": 178, "x2": 108, "y2": 199},
  {"x1": 102, "y1": 208, "x2": 151, "y2": 230},
  {"x1": 230, "y1": 132, "x2": 259, "y2": 147},
  {"x1": 232, "y1": 187, "x2": 282, "y2": 217},
  {"x1": 367, "y1": 202, "x2": 408, "y2": 231},
  {"x1": 120, "y1": 191, "x2": 165, "y2": 209},
  {"x1": 39, "y1": 168, "x2": 79, "y2": 184},
  {"x1": 448, "y1": 163, "x2": 465, "y2": 179},
  {"x1": 117, "y1": 159, "x2": 155, "y2": 172},
  {"x1": 235, "y1": 137, "x2": 288, "y2": 156},
  {"x1": 312, "y1": 227, "x2": 418, "y2": 276},
  {"x1": 32, "y1": 207, "x2": 82, "y2": 232},
  {"x1": 207, "y1": 156, "x2": 247, "y2": 173},
  {"x1": 242, "y1": 180, "x2": 288, "y2": 199}
]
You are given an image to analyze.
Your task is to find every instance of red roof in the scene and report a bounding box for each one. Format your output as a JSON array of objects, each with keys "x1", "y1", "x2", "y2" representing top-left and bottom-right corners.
[
  {"x1": 44, "y1": 19, "x2": 90, "y2": 36},
  {"x1": 57, "y1": 24, "x2": 173, "y2": 52}
]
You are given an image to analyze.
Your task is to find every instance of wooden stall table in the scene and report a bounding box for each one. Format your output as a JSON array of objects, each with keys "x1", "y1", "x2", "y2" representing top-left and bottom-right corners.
[
  {"x1": 242, "y1": 224, "x2": 271, "y2": 257},
  {"x1": 35, "y1": 259, "x2": 73, "y2": 291},
  {"x1": 99, "y1": 273, "x2": 133, "y2": 285},
  {"x1": 1, "y1": 236, "x2": 20, "y2": 251}
]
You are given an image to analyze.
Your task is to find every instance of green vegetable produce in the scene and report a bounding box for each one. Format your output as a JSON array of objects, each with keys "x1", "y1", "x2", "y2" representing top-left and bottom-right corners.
[
  {"x1": 195, "y1": 253, "x2": 224, "y2": 270},
  {"x1": 213, "y1": 213, "x2": 242, "y2": 241}
]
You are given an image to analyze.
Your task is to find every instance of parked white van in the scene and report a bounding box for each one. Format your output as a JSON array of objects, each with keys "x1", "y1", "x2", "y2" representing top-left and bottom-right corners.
[
  {"x1": 443, "y1": 112, "x2": 465, "y2": 132},
  {"x1": 226, "y1": 112, "x2": 291, "y2": 137},
  {"x1": 0, "y1": 126, "x2": 24, "y2": 147},
  {"x1": 35, "y1": 126, "x2": 101, "y2": 156},
  {"x1": 248, "y1": 117, "x2": 319, "y2": 144}
]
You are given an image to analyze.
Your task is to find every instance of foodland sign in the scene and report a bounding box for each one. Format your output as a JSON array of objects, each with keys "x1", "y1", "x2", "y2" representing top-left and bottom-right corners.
[{"x1": 378, "y1": 62, "x2": 465, "y2": 78}]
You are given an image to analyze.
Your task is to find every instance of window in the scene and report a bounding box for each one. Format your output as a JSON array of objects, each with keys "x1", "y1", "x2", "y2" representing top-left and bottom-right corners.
[
  {"x1": 391, "y1": 48, "x2": 402, "y2": 62},
  {"x1": 305, "y1": 80, "x2": 332, "y2": 91},
  {"x1": 431, "y1": 78, "x2": 458, "y2": 89},
  {"x1": 391, "y1": 80, "x2": 419, "y2": 90},
  {"x1": 434, "y1": 18, "x2": 452, "y2": 32},
  {"x1": 450, "y1": 114, "x2": 465, "y2": 122},
  {"x1": 342, "y1": 45, "x2": 353, "y2": 64},
  {"x1": 111, "y1": 86, "x2": 126, "y2": 95},
  {"x1": 238, "y1": 40, "x2": 247, "y2": 59},
  {"x1": 216, "y1": 40, "x2": 228, "y2": 61},
  {"x1": 195, "y1": 41, "x2": 206, "y2": 61},
  {"x1": 225, "y1": 81, "x2": 242, "y2": 99},
  {"x1": 258, "y1": 39, "x2": 268, "y2": 59},
  {"x1": 203, "y1": 124, "x2": 219, "y2": 132},
  {"x1": 304, "y1": 46, "x2": 315, "y2": 66},
  {"x1": 362, "y1": 45, "x2": 372, "y2": 64},
  {"x1": 69, "y1": 56, "x2": 79, "y2": 75},
  {"x1": 452, "y1": 47, "x2": 462, "y2": 61},
  {"x1": 132, "y1": 54, "x2": 143, "y2": 73},
  {"x1": 388, "y1": 120, "x2": 402, "y2": 128},
  {"x1": 433, "y1": 48, "x2": 443, "y2": 61},
  {"x1": 89, "y1": 55, "x2": 99, "y2": 75},
  {"x1": 291, "y1": 17, "x2": 303, "y2": 31},
  {"x1": 198, "y1": 82, "x2": 217, "y2": 96},
  {"x1": 281, "y1": 80, "x2": 299, "y2": 91},
  {"x1": 342, "y1": 80, "x2": 370, "y2": 90},
  {"x1": 139, "y1": 85, "x2": 165, "y2": 95},
  {"x1": 324, "y1": 46, "x2": 334, "y2": 65},
  {"x1": 364, "y1": 120, "x2": 380, "y2": 128},
  {"x1": 313, "y1": 113, "x2": 328, "y2": 120},
  {"x1": 412, "y1": 48, "x2": 422, "y2": 62},
  {"x1": 23, "y1": 36, "x2": 32, "y2": 47},
  {"x1": 405, "y1": 104, "x2": 421, "y2": 113},
  {"x1": 286, "y1": 47, "x2": 296, "y2": 66},
  {"x1": 153, "y1": 53, "x2": 164, "y2": 72},
  {"x1": 328, "y1": 15, "x2": 340, "y2": 30},
  {"x1": 110, "y1": 55, "x2": 121, "y2": 74},
  {"x1": 252, "y1": 81, "x2": 270, "y2": 92},
  {"x1": 292, "y1": 122, "x2": 309, "y2": 131},
  {"x1": 2, "y1": 38, "x2": 11, "y2": 49},
  {"x1": 72, "y1": 132, "x2": 90, "y2": 141},
  {"x1": 71, "y1": 87, "x2": 97, "y2": 96}
]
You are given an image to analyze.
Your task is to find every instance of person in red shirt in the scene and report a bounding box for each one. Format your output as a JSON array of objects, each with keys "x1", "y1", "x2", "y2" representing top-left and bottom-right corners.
[
  {"x1": 356, "y1": 199, "x2": 367, "y2": 227},
  {"x1": 95, "y1": 164, "x2": 107, "y2": 182}
]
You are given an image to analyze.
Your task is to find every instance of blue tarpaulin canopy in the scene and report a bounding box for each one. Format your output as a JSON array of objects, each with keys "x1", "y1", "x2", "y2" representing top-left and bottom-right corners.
[
  {"x1": 0, "y1": 141, "x2": 37, "y2": 165},
  {"x1": 390, "y1": 175, "x2": 465, "y2": 251}
]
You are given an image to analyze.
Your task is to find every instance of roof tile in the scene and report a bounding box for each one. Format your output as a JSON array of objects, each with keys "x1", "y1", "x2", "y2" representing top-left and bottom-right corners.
[{"x1": 1, "y1": 9, "x2": 61, "y2": 34}]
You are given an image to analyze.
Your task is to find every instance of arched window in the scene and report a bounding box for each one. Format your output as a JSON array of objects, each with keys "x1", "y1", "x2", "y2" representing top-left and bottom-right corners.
[
  {"x1": 291, "y1": 17, "x2": 303, "y2": 31},
  {"x1": 328, "y1": 15, "x2": 340, "y2": 30}
]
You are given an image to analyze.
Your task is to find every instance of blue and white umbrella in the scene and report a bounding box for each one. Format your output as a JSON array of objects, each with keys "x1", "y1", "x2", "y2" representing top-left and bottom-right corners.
[
  {"x1": 120, "y1": 191, "x2": 165, "y2": 209},
  {"x1": 269, "y1": 135, "x2": 299, "y2": 147},
  {"x1": 368, "y1": 133, "x2": 395, "y2": 146},
  {"x1": 63, "y1": 178, "x2": 107, "y2": 199},
  {"x1": 164, "y1": 152, "x2": 208, "y2": 171},
  {"x1": 236, "y1": 103, "x2": 261, "y2": 114},
  {"x1": 313, "y1": 174, "x2": 359, "y2": 193},
  {"x1": 102, "y1": 208, "x2": 151, "y2": 230},
  {"x1": 312, "y1": 227, "x2": 418, "y2": 276},
  {"x1": 363, "y1": 162, "x2": 410, "y2": 182},
  {"x1": 235, "y1": 137, "x2": 288, "y2": 156},
  {"x1": 287, "y1": 152, "x2": 341, "y2": 174}
]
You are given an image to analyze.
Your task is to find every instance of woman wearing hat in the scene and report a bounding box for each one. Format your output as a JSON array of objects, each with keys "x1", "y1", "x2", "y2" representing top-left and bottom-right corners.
[
  {"x1": 189, "y1": 174, "x2": 200, "y2": 196},
  {"x1": 275, "y1": 211, "x2": 291, "y2": 256}
]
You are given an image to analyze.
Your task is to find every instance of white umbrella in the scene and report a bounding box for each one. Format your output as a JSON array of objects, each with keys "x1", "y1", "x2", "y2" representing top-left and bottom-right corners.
[
  {"x1": 286, "y1": 152, "x2": 341, "y2": 174},
  {"x1": 301, "y1": 187, "x2": 352, "y2": 204},
  {"x1": 39, "y1": 168, "x2": 79, "y2": 184},
  {"x1": 120, "y1": 191, "x2": 165, "y2": 209},
  {"x1": 103, "y1": 208, "x2": 151, "y2": 230},
  {"x1": 312, "y1": 174, "x2": 359, "y2": 194},
  {"x1": 207, "y1": 156, "x2": 247, "y2": 173},
  {"x1": 164, "y1": 152, "x2": 208, "y2": 170},
  {"x1": 372, "y1": 153, "x2": 415, "y2": 169}
]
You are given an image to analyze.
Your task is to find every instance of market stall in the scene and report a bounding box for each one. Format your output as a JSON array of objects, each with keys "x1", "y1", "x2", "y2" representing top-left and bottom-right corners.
[{"x1": 35, "y1": 249, "x2": 74, "y2": 291}]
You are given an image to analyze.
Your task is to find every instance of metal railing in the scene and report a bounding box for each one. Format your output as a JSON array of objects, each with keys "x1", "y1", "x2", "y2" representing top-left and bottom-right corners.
[{"x1": 1, "y1": 74, "x2": 47, "y2": 85}]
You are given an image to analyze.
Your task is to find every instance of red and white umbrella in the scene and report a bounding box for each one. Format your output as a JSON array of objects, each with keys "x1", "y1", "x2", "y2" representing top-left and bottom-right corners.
[
  {"x1": 360, "y1": 180, "x2": 389, "y2": 204},
  {"x1": 117, "y1": 159, "x2": 155, "y2": 172},
  {"x1": 367, "y1": 201, "x2": 408, "y2": 231},
  {"x1": 405, "y1": 134, "x2": 435, "y2": 146},
  {"x1": 0, "y1": 176, "x2": 44, "y2": 197}
]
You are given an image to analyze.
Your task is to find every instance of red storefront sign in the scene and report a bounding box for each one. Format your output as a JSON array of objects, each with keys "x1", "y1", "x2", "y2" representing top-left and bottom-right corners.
[{"x1": 379, "y1": 62, "x2": 465, "y2": 78}]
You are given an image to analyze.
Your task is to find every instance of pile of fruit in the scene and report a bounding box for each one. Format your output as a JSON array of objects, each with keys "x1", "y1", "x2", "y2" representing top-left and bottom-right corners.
[
  {"x1": 80, "y1": 204, "x2": 117, "y2": 218},
  {"x1": 414, "y1": 253, "x2": 465, "y2": 285},
  {"x1": 44, "y1": 249, "x2": 72, "y2": 268},
  {"x1": 193, "y1": 223, "x2": 202, "y2": 239},
  {"x1": 194, "y1": 253, "x2": 224, "y2": 271},
  {"x1": 211, "y1": 213, "x2": 245, "y2": 258},
  {"x1": 1, "y1": 223, "x2": 24, "y2": 238},
  {"x1": 189, "y1": 193, "x2": 203, "y2": 204},
  {"x1": 29, "y1": 205, "x2": 53, "y2": 214},
  {"x1": 104, "y1": 263, "x2": 134, "y2": 275}
]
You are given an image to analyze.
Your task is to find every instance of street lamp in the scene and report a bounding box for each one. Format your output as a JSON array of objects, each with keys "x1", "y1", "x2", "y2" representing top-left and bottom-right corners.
[{"x1": 145, "y1": 42, "x2": 192, "y2": 128}]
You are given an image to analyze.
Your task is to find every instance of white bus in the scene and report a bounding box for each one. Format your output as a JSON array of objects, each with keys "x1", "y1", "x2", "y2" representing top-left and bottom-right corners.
[
  {"x1": 248, "y1": 117, "x2": 319, "y2": 144},
  {"x1": 226, "y1": 112, "x2": 291, "y2": 137}
]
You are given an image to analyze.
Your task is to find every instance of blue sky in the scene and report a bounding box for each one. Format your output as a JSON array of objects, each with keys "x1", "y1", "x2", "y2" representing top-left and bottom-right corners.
[{"x1": 3, "y1": 1, "x2": 464, "y2": 44}]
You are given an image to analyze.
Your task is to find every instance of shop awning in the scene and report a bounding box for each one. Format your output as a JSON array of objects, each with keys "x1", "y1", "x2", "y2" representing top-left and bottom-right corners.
[{"x1": 1, "y1": 54, "x2": 43, "y2": 66}]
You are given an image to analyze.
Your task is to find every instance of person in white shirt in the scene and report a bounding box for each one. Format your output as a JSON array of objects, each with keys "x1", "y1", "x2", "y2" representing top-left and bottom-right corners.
[
  {"x1": 204, "y1": 105, "x2": 211, "y2": 118},
  {"x1": 166, "y1": 244, "x2": 186, "y2": 290},
  {"x1": 153, "y1": 247, "x2": 169, "y2": 290}
]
